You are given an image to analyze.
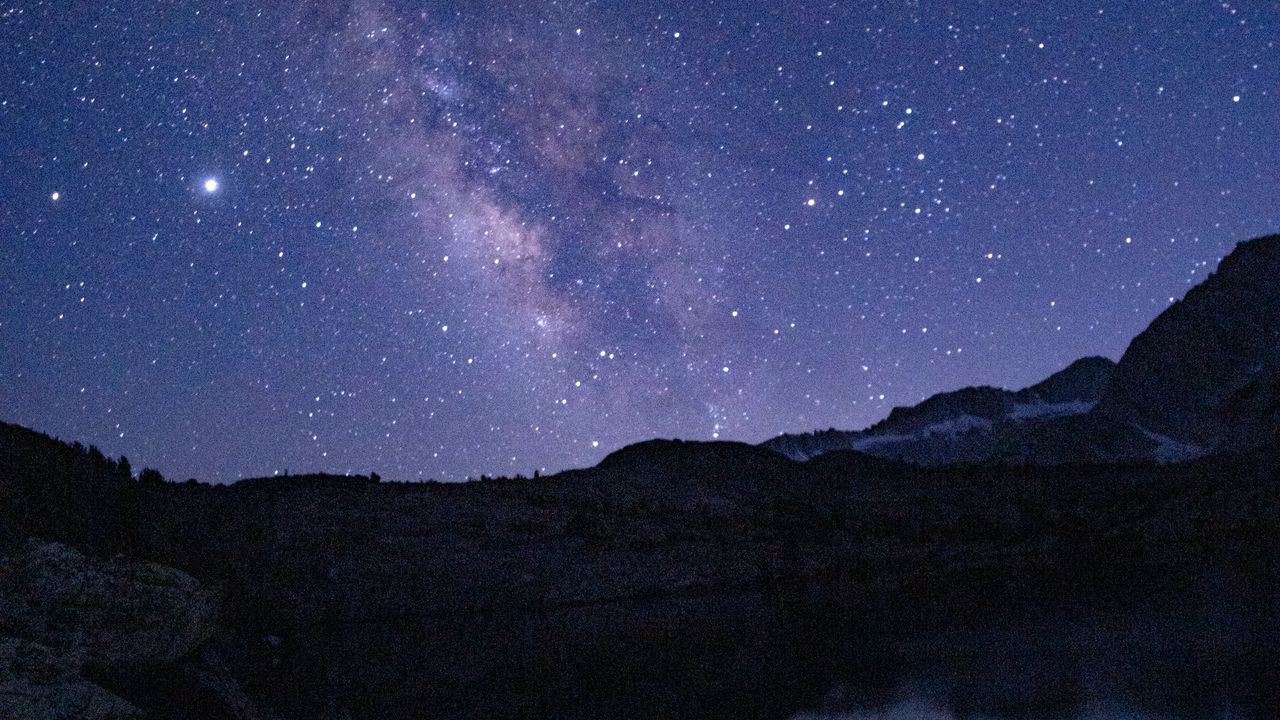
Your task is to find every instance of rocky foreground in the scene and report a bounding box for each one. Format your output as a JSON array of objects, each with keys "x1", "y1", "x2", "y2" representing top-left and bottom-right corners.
[
  {"x1": 2, "y1": 422, "x2": 1279, "y2": 720},
  {"x1": 0, "y1": 541, "x2": 252, "y2": 719}
]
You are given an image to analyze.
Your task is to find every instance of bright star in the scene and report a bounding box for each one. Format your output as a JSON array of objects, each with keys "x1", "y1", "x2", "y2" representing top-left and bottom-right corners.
[
  {"x1": 50, "y1": 191, "x2": 60, "y2": 201},
  {"x1": 203, "y1": 178, "x2": 219, "y2": 193}
]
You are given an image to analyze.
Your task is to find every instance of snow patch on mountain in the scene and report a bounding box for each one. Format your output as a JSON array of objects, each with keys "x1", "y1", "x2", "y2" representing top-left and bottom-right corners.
[
  {"x1": 1008, "y1": 400, "x2": 1096, "y2": 421},
  {"x1": 1137, "y1": 426, "x2": 1206, "y2": 463}
]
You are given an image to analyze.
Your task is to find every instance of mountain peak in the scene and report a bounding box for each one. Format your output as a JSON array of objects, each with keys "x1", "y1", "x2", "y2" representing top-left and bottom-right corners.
[
  {"x1": 762, "y1": 235, "x2": 1280, "y2": 465},
  {"x1": 762, "y1": 355, "x2": 1120, "y2": 464},
  {"x1": 1020, "y1": 356, "x2": 1117, "y2": 405},
  {"x1": 1095, "y1": 234, "x2": 1280, "y2": 448}
]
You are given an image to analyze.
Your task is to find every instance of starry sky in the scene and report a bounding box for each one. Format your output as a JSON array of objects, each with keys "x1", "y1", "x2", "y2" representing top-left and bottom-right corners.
[{"x1": 1, "y1": 1, "x2": 1277, "y2": 481}]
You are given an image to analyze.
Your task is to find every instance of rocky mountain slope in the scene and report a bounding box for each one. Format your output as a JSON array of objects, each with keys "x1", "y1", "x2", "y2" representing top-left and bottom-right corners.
[
  {"x1": 763, "y1": 356, "x2": 1124, "y2": 464},
  {"x1": 765, "y1": 234, "x2": 1280, "y2": 466},
  {"x1": 1095, "y1": 233, "x2": 1280, "y2": 450}
]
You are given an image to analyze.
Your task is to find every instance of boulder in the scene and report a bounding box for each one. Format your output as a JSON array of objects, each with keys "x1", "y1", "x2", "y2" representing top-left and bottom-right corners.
[{"x1": 0, "y1": 541, "x2": 217, "y2": 674}]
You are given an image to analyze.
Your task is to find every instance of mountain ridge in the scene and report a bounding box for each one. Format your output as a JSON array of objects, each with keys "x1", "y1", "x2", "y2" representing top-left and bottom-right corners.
[
  {"x1": 762, "y1": 355, "x2": 1126, "y2": 464},
  {"x1": 763, "y1": 234, "x2": 1280, "y2": 467},
  {"x1": 1095, "y1": 233, "x2": 1280, "y2": 449}
]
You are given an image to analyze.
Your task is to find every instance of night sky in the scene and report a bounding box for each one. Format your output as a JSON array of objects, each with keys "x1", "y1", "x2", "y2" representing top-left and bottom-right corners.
[{"x1": 1, "y1": 1, "x2": 1276, "y2": 481}]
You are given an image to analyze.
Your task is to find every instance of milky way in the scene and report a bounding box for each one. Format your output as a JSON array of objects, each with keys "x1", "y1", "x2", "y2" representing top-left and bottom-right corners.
[{"x1": 1, "y1": 1, "x2": 1277, "y2": 480}]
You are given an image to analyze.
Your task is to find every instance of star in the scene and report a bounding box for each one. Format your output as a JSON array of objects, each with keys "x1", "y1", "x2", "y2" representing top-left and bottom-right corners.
[{"x1": 1, "y1": 0, "x2": 1272, "y2": 483}]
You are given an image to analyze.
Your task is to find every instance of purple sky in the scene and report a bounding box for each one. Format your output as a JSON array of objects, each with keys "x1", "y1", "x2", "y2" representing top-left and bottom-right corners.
[{"x1": 2, "y1": 0, "x2": 1277, "y2": 480}]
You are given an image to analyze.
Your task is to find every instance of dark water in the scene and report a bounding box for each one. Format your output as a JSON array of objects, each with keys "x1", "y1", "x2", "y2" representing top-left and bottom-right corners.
[{"x1": 785, "y1": 601, "x2": 1276, "y2": 720}]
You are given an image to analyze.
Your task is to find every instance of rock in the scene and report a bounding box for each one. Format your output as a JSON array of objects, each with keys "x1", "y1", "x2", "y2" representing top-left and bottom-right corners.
[
  {"x1": 0, "y1": 636, "x2": 80, "y2": 684},
  {"x1": 1096, "y1": 234, "x2": 1280, "y2": 450},
  {"x1": 0, "y1": 542, "x2": 275, "y2": 720},
  {"x1": 0, "y1": 637, "x2": 143, "y2": 720},
  {"x1": 0, "y1": 541, "x2": 217, "y2": 675}
]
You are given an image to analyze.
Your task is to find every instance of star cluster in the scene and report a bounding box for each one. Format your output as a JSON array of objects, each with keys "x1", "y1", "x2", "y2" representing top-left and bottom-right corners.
[{"x1": 1, "y1": 1, "x2": 1276, "y2": 480}]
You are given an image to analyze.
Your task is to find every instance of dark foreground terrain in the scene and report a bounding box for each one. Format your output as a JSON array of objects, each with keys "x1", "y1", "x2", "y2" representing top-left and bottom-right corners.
[
  {"x1": 2, "y1": 236, "x2": 1279, "y2": 720},
  {"x1": 2, "y1": 427, "x2": 1279, "y2": 719}
]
